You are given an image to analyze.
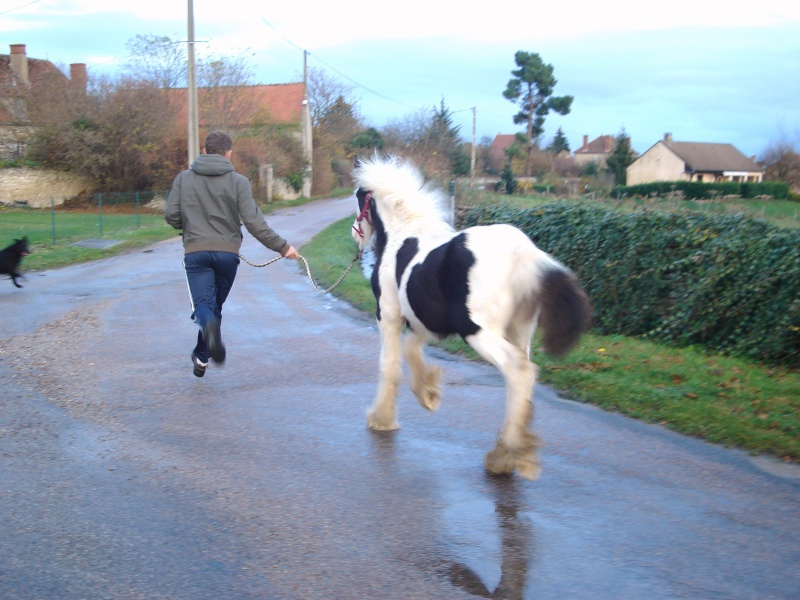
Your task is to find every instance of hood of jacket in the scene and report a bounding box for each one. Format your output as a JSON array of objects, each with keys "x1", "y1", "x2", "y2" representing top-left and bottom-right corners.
[{"x1": 190, "y1": 153, "x2": 235, "y2": 177}]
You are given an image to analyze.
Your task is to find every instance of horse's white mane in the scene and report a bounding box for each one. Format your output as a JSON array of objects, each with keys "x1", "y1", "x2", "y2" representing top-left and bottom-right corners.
[{"x1": 353, "y1": 154, "x2": 451, "y2": 226}]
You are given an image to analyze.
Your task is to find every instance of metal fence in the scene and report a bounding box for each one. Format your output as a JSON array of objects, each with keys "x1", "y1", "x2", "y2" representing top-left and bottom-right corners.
[{"x1": 2, "y1": 191, "x2": 170, "y2": 246}]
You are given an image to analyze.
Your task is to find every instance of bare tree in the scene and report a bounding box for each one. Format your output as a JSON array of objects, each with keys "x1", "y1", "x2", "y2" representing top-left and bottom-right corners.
[
  {"x1": 197, "y1": 50, "x2": 257, "y2": 132},
  {"x1": 760, "y1": 134, "x2": 800, "y2": 192},
  {"x1": 29, "y1": 72, "x2": 183, "y2": 191},
  {"x1": 307, "y1": 66, "x2": 357, "y2": 129},
  {"x1": 305, "y1": 67, "x2": 367, "y2": 193},
  {"x1": 123, "y1": 34, "x2": 187, "y2": 88},
  {"x1": 380, "y1": 100, "x2": 468, "y2": 181}
]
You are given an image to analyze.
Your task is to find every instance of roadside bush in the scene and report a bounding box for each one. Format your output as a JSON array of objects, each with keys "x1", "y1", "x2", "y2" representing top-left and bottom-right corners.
[
  {"x1": 460, "y1": 202, "x2": 800, "y2": 366},
  {"x1": 741, "y1": 181, "x2": 791, "y2": 199},
  {"x1": 612, "y1": 180, "x2": 790, "y2": 200}
]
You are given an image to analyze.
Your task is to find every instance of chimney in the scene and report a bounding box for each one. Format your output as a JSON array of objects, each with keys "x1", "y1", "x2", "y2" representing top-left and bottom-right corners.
[
  {"x1": 9, "y1": 44, "x2": 30, "y2": 86},
  {"x1": 70, "y1": 63, "x2": 87, "y2": 94},
  {"x1": 582, "y1": 134, "x2": 589, "y2": 149},
  {"x1": 664, "y1": 132, "x2": 673, "y2": 143}
]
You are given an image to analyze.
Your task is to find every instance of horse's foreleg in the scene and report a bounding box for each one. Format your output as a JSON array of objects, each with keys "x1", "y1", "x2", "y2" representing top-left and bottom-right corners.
[
  {"x1": 367, "y1": 316, "x2": 404, "y2": 430},
  {"x1": 468, "y1": 330, "x2": 541, "y2": 480},
  {"x1": 404, "y1": 332, "x2": 441, "y2": 411}
]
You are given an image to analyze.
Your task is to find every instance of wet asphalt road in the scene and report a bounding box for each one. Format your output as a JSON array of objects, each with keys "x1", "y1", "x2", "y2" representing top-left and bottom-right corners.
[{"x1": 1, "y1": 196, "x2": 799, "y2": 600}]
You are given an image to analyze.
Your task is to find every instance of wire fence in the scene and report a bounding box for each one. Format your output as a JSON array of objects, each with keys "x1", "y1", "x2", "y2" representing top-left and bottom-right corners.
[{"x1": 1, "y1": 191, "x2": 170, "y2": 246}]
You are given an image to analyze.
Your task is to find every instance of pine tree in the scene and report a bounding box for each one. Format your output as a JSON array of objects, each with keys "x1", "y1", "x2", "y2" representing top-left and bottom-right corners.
[
  {"x1": 503, "y1": 51, "x2": 573, "y2": 177},
  {"x1": 547, "y1": 127, "x2": 570, "y2": 154},
  {"x1": 606, "y1": 130, "x2": 636, "y2": 185}
]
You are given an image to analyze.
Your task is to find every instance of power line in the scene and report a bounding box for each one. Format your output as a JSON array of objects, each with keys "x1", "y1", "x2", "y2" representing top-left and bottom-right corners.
[
  {"x1": 260, "y1": 17, "x2": 422, "y2": 111},
  {"x1": 0, "y1": 0, "x2": 42, "y2": 16}
]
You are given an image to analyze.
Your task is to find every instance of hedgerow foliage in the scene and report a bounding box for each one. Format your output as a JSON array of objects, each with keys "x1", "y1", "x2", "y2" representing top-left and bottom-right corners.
[
  {"x1": 612, "y1": 180, "x2": 791, "y2": 200},
  {"x1": 460, "y1": 203, "x2": 800, "y2": 366}
]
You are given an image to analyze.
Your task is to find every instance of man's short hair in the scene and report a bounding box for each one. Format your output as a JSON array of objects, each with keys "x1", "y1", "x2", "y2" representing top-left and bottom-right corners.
[{"x1": 204, "y1": 131, "x2": 233, "y2": 156}]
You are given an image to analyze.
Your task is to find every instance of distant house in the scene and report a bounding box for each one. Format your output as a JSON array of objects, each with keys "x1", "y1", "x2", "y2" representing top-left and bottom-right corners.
[
  {"x1": 573, "y1": 134, "x2": 617, "y2": 167},
  {"x1": 0, "y1": 44, "x2": 87, "y2": 159},
  {"x1": 487, "y1": 134, "x2": 516, "y2": 172},
  {"x1": 167, "y1": 82, "x2": 310, "y2": 197},
  {"x1": 166, "y1": 83, "x2": 305, "y2": 132},
  {"x1": 627, "y1": 134, "x2": 764, "y2": 185}
]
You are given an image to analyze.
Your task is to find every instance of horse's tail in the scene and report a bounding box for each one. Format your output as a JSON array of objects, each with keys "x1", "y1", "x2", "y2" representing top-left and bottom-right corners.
[{"x1": 537, "y1": 267, "x2": 591, "y2": 358}]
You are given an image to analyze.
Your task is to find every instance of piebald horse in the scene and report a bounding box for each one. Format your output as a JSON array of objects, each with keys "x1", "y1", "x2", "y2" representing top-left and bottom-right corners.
[{"x1": 352, "y1": 155, "x2": 590, "y2": 480}]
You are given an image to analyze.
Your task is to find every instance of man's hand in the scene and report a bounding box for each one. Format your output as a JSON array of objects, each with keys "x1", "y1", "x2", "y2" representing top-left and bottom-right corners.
[{"x1": 283, "y1": 245, "x2": 300, "y2": 260}]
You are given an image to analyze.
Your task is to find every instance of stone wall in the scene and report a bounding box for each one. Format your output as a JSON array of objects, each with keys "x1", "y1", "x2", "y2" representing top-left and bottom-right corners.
[
  {"x1": 0, "y1": 123, "x2": 35, "y2": 160},
  {"x1": 0, "y1": 167, "x2": 94, "y2": 208}
]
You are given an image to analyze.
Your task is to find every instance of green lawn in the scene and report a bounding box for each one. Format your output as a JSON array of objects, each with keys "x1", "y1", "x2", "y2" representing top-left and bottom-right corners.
[
  {"x1": 0, "y1": 192, "x2": 344, "y2": 272},
  {"x1": 0, "y1": 208, "x2": 177, "y2": 271},
  {"x1": 461, "y1": 188, "x2": 800, "y2": 229}
]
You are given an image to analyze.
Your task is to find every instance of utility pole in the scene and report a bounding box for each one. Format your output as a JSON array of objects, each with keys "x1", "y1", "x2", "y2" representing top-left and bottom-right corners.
[
  {"x1": 301, "y1": 50, "x2": 312, "y2": 198},
  {"x1": 470, "y1": 106, "x2": 477, "y2": 188},
  {"x1": 187, "y1": 0, "x2": 200, "y2": 165}
]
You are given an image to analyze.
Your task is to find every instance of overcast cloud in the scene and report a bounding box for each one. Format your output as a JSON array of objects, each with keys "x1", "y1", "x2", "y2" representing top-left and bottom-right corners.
[{"x1": 2, "y1": 0, "x2": 799, "y2": 157}]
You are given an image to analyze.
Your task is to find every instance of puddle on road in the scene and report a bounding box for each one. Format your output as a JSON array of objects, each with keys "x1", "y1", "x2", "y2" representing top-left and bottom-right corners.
[
  {"x1": 71, "y1": 239, "x2": 122, "y2": 249},
  {"x1": 437, "y1": 478, "x2": 534, "y2": 597}
]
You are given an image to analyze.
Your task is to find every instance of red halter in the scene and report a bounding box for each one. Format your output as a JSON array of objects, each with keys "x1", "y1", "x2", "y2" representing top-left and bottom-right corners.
[{"x1": 352, "y1": 191, "x2": 373, "y2": 239}]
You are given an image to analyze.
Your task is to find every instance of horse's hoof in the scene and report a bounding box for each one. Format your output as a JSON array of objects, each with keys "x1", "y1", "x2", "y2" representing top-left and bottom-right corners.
[
  {"x1": 516, "y1": 460, "x2": 542, "y2": 481},
  {"x1": 419, "y1": 388, "x2": 441, "y2": 412},
  {"x1": 367, "y1": 412, "x2": 399, "y2": 431},
  {"x1": 418, "y1": 366, "x2": 442, "y2": 411},
  {"x1": 484, "y1": 447, "x2": 516, "y2": 475}
]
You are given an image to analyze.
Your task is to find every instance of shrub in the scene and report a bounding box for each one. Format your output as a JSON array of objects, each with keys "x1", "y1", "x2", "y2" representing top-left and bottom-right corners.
[
  {"x1": 612, "y1": 180, "x2": 791, "y2": 200},
  {"x1": 460, "y1": 202, "x2": 800, "y2": 366},
  {"x1": 741, "y1": 181, "x2": 790, "y2": 199}
]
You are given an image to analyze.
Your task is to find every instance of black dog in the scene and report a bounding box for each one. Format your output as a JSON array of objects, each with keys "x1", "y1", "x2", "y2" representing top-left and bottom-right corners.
[{"x1": 0, "y1": 237, "x2": 30, "y2": 288}]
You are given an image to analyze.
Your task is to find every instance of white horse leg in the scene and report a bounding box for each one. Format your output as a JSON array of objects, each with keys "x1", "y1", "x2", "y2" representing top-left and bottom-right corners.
[
  {"x1": 367, "y1": 316, "x2": 404, "y2": 430},
  {"x1": 404, "y1": 332, "x2": 442, "y2": 411},
  {"x1": 467, "y1": 329, "x2": 541, "y2": 480}
]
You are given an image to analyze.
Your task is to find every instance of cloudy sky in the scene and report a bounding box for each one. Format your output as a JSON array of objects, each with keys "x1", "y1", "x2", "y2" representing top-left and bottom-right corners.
[{"x1": 3, "y1": 0, "x2": 799, "y2": 158}]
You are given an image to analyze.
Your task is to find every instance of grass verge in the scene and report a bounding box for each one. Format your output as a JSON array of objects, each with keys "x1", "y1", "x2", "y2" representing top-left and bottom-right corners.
[
  {"x1": 301, "y1": 217, "x2": 800, "y2": 462},
  {"x1": 1, "y1": 209, "x2": 177, "y2": 271},
  {"x1": 1, "y1": 194, "x2": 334, "y2": 272}
]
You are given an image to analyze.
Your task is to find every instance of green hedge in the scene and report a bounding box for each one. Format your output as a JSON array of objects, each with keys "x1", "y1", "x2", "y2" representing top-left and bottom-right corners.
[
  {"x1": 612, "y1": 180, "x2": 791, "y2": 200},
  {"x1": 461, "y1": 203, "x2": 800, "y2": 366},
  {"x1": 741, "y1": 181, "x2": 791, "y2": 199}
]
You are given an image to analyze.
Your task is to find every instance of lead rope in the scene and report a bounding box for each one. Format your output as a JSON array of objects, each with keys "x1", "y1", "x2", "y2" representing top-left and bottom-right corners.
[{"x1": 239, "y1": 250, "x2": 362, "y2": 294}]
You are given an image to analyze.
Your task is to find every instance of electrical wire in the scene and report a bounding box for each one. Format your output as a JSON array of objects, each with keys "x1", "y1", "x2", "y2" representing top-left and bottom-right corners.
[
  {"x1": 0, "y1": 0, "x2": 43, "y2": 16},
  {"x1": 260, "y1": 17, "x2": 422, "y2": 111}
]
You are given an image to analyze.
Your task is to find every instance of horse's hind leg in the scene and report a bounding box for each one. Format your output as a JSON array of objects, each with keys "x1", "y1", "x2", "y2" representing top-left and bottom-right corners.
[
  {"x1": 467, "y1": 329, "x2": 541, "y2": 480},
  {"x1": 367, "y1": 316, "x2": 404, "y2": 430},
  {"x1": 404, "y1": 332, "x2": 441, "y2": 411}
]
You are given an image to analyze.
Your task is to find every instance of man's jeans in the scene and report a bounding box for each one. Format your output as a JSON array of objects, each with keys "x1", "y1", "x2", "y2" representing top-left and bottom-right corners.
[{"x1": 183, "y1": 251, "x2": 240, "y2": 362}]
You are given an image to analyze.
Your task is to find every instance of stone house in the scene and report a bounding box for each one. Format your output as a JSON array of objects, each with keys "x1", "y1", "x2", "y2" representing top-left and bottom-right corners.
[
  {"x1": 572, "y1": 134, "x2": 618, "y2": 167},
  {"x1": 0, "y1": 44, "x2": 87, "y2": 160},
  {"x1": 166, "y1": 83, "x2": 305, "y2": 136},
  {"x1": 627, "y1": 133, "x2": 764, "y2": 185},
  {"x1": 487, "y1": 133, "x2": 516, "y2": 172},
  {"x1": 166, "y1": 82, "x2": 309, "y2": 199}
]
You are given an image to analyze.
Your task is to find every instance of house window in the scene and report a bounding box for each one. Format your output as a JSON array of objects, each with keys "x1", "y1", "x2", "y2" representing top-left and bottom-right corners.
[{"x1": 15, "y1": 140, "x2": 25, "y2": 158}]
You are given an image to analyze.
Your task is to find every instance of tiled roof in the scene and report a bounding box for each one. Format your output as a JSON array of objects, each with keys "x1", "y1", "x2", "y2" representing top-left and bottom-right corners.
[
  {"x1": 575, "y1": 135, "x2": 616, "y2": 155},
  {"x1": 0, "y1": 51, "x2": 68, "y2": 124},
  {"x1": 665, "y1": 141, "x2": 762, "y2": 172},
  {"x1": 488, "y1": 134, "x2": 516, "y2": 166},
  {"x1": 0, "y1": 54, "x2": 65, "y2": 86},
  {"x1": 167, "y1": 83, "x2": 305, "y2": 127},
  {"x1": 491, "y1": 133, "x2": 516, "y2": 149}
]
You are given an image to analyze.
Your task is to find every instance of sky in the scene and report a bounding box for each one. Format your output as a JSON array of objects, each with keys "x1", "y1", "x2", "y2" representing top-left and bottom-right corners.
[{"x1": 3, "y1": 0, "x2": 800, "y2": 158}]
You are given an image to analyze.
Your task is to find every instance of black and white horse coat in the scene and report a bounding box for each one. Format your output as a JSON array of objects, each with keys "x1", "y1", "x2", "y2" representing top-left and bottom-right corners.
[{"x1": 352, "y1": 156, "x2": 590, "y2": 480}]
